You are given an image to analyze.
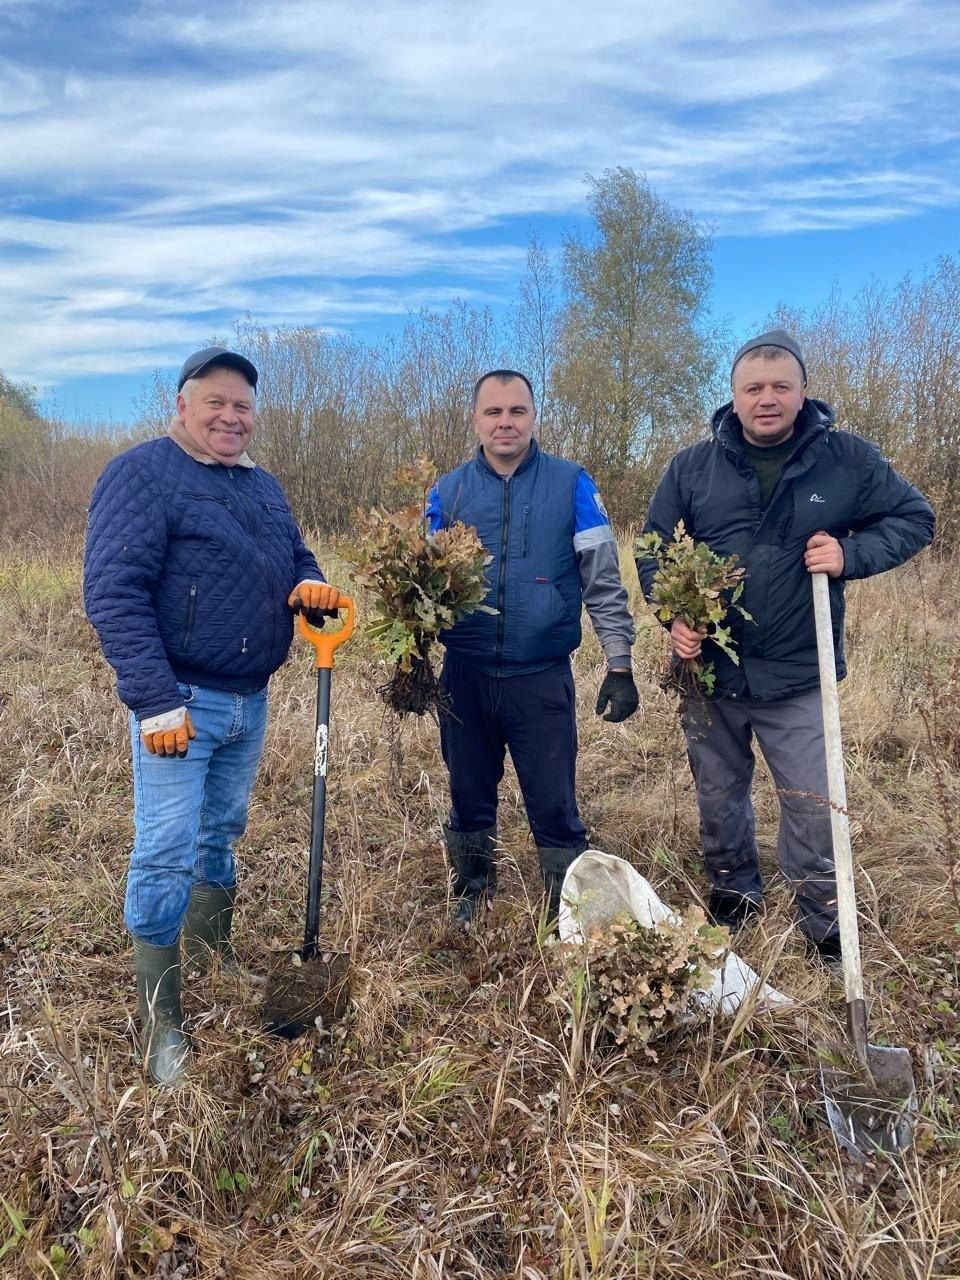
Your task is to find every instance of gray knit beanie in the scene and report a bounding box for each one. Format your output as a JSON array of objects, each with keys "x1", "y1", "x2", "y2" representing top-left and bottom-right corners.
[{"x1": 731, "y1": 329, "x2": 807, "y2": 384}]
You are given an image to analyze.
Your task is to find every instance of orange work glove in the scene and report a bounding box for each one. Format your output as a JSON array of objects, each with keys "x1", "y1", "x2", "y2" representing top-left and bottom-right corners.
[
  {"x1": 140, "y1": 709, "x2": 197, "y2": 758},
  {"x1": 288, "y1": 581, "x2": 342, "y2": 612}
]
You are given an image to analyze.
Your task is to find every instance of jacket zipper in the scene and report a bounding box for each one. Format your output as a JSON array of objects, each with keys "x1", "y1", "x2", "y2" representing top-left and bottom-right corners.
[
  {"x1": 495, "y1": 477, "x2": 512, "y2": 673},
  {"x1": 227, "y1": 467, "x2": 260, "y2": 537},
  {"x1": 227, "y1": 468, "x2": 278, "y2": 659},
  {"x1": 733, "y1": 437, "x2": 819, "y2": 690},
  {"x1": 732, "y1": 429, "x2": 819, "y2": 542},
  {"x1": 754, "y1": 453, "x2": 810, "y2": 539},
  {"x1": 520, "y1": 504, "x2": 530, "y2": 558},
  {"x1": 184, "y1": 583, "x2": 197, "y2": 648}
]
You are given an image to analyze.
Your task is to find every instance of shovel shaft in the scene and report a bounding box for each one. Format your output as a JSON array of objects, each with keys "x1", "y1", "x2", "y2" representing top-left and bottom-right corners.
[
  {"x1": 303, "y1": 666, "x2": 331, "y2": 956},
  {"x1": 812, "y1": 573, "x2": 866, "y2": 1020}
]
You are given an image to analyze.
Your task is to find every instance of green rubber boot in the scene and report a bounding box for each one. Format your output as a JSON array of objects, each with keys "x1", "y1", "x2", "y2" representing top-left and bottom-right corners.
[
  {"x1": 133, "y1": 938, "x2": 190, "y2": 1087},
  {"x1": 444, "y1": 826, "x2": 497, "y2": 925},
  {"x1": 182, "y1": 883, "x2": 236, "y2": 971}
]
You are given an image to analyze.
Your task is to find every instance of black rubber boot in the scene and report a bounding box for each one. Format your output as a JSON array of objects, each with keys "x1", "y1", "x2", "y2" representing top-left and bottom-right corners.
[
  {"x1": 805, "y1": 932, "x2": 843, "y2": 970},
  {"x1": 182, "y1": 883, "x2": 236, "y2": 971},
  {"x1": 444, "y1": 825, "x2": 497, "y2": 925},
  {"x1": 133, "y1": 938, "x2": 190, "y2": 1086},
  {"x1": 537, "y1": 844, "x2": 587, "y2": 923},
  {"x1": 707, "y1": 889, "x2": 762, "y2": 934}
]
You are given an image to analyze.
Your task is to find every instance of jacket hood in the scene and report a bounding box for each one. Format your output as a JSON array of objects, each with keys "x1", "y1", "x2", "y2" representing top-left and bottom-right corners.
[{"x1": 710, "y1": 397, "x2": 835, "y2": 443}]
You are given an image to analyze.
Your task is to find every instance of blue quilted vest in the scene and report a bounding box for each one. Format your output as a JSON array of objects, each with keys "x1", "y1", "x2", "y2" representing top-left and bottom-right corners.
[{"x1": 433, "y1": 442, "x2": 583, "y2": 675}]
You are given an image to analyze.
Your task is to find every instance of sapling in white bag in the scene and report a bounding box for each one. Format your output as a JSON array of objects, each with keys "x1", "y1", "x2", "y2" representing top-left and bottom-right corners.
[{"x1": 558, "y1": 850, "x2": 791, "y2": 1027}]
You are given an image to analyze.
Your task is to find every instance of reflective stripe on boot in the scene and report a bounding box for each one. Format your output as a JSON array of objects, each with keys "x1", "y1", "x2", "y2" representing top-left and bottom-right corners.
[
  {"x1": 133, "y1": 938, "x2": 190, "y2": 1087},
  {"x1": 182, "y1": 883, "x2": 236, "y2": 971}
]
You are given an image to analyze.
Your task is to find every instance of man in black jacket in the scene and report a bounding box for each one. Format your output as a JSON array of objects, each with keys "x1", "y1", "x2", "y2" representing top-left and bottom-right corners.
[{"x1": 638, "y1": 330, "x2": 934, "y2": 958}]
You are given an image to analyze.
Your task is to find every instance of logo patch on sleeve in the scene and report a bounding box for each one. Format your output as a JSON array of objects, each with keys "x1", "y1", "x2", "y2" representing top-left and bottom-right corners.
[{"x1": 595, "y1": 493, "x2": 608, "y2": 517}]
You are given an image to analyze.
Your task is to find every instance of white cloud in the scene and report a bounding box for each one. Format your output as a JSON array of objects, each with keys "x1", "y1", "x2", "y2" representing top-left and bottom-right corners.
[
  {"x1": 0, "y1": 0, "x2": 958, "y2": 392},
  {"x1": 0, "y1": 58, "x2": 47, "y2": 114}
]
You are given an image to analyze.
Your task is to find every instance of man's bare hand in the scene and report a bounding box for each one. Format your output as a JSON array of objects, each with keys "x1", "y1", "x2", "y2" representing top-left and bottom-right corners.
[
  {"x1": 288, "y1": 581, "x2": 342, "y2": 612},
  {"x1": 804, "y1": 531, "x2": 844, "y2": 578},
  {"x1": 670, "y1": 618, "x2": 707, "y2": 659}
]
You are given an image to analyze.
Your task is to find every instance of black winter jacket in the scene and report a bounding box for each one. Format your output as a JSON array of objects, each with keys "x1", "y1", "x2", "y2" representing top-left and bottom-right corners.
[
  {"x1": 84, "y1": 436, "x2": 322, "y2": 720},
  {"x1": 637, "y1": 399, "x2": 935, "y2": 701}
]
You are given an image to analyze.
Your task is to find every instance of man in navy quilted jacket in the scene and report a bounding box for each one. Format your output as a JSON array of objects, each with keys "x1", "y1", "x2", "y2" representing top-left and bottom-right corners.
[
  {"x1": 637, "y1": 331, "x2": 934, "y2": 961},
  {"x1": 84, "y1": 346, "x2": 343, "y2": 1085},
  {"x1": 426, "y1": 369, "x2": 639, "y2": 926}
]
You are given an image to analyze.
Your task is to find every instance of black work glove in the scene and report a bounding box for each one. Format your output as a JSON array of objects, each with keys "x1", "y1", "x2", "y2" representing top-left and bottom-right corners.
[
  {"x1": 290, "y1": 602, "x2": 338, "y2": 628},
  {"x1": 302, "y1": 607, "x2": 333, "y2": 627},
  {"x1": 595, "y1": 670, "x2": 639, "y2": 723}
]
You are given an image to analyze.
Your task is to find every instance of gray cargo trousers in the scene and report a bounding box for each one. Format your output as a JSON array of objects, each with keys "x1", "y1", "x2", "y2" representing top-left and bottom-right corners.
[{"x1": 681, "y1": 687, "x2": 839, "y2": 944}]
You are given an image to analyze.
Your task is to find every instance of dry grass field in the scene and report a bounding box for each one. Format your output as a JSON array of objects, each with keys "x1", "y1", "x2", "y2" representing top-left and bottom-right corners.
[{"x1": 1, "y1": 538, "x2": 959, "y2": 1279}]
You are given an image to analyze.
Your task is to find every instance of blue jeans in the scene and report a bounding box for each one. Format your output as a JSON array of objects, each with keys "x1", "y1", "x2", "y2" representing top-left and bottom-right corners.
[{"x1": 125, "y1": 683, "x2": 268, "y2": 946}]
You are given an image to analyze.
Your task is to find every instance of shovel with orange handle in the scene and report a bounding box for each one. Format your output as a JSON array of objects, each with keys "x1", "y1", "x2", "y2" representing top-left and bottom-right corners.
[{"x1": 262, "y1": 597, "x2": 356, "y2": 1037}]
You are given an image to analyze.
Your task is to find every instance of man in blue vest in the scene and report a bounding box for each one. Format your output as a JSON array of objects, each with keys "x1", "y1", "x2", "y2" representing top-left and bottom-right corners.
[
  {"x1": 85, "y1": 346, "x2": 344, "y2": 1084},
  {"x1": 426, "y1": 369, "x2": 639, "y2": 925},
  {"x1": 638, "y1": 330, "x2": 934, "y2": 959}
]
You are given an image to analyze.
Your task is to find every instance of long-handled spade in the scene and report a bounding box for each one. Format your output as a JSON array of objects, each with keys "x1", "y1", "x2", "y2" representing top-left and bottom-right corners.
[
  {"x1": 263, "y1": 598, "x2": 356, "y2": 1037},
  {"x1": 812, "y1": 572, "x2": 916, "y2": 1156}
]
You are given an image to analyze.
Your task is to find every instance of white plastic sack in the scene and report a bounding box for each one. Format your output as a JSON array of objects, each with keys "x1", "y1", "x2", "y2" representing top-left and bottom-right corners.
[{"x1": 557, "y1": 850, "x2": 792, "y2": 1017}]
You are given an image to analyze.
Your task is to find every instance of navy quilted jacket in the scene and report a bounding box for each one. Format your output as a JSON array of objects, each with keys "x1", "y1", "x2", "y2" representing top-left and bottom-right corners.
[
  {"x1": 84, "y1": 436, "x2": 322, "y2": 720},
  {"x1": 638, "y1": 399, "x2": 935, "y2": 701}
]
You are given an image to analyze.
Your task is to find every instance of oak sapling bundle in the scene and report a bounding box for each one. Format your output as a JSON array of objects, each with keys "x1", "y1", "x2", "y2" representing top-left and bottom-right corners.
[
  {"x1": 636, "y1": 520, "x2": 753, "y2": 696},
  {"x1": 555, "y1": 909, "x2": 729, "y2": 1060},
  {"x1": 347, "y1": 459, "x2": 495, "y2": 717}
]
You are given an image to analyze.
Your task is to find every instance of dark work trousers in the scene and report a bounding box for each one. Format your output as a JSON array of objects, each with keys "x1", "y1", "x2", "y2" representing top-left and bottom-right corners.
[
  {"x1": 440, "y1": 655, "x2": 588, "y2": 850},
  {"x1": 681, "y1": 687, "x2": 839, "y2": 943}
]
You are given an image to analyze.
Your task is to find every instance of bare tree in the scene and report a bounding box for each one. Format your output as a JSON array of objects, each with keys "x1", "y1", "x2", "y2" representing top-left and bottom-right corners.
[
  {"x1": 236, "y1": 320, "x2": 387, "y2": 532},
  {"x1": 513, "y1": 235, "x2": 562, "y2": 446},
  {"x1": 551, "y1": 168, "x2": 716, "y2": 521},
  {"x1": 377, "y1": 302, "x2": 503, "y2": 474},
  {"x1": 770, "y1": 257, "x2": 960, "y2": 550}
]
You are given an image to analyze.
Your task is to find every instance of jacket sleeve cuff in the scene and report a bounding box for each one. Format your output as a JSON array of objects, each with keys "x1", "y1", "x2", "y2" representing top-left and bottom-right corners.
[
  {"x1": 605, "y1": 652, "x2": 632, "y2": 670},
  {"x1": 839, "y1": 536, "x2": 855, "y2": 578}
]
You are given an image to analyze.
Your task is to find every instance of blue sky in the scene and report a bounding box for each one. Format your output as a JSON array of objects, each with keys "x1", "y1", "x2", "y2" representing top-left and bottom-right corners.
[{"x1": 1, "y1": 0, "x2": 958, "y2": 423}]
